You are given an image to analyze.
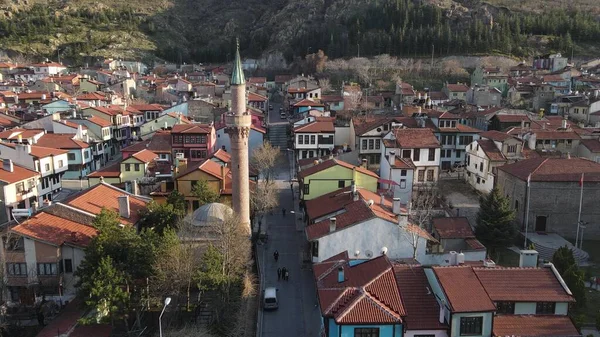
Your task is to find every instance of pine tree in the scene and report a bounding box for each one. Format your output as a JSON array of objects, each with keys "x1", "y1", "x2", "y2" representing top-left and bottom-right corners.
[
  {"x1": 552, "y1": 246, "x2": 586, "y2": 308},
  {"x1": 475, "y1": 187, "x2": 517, "y2": 256}
]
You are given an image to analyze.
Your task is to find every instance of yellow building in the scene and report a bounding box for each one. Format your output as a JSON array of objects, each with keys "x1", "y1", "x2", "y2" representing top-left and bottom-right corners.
[
  {"x1": 87, "y1": 162, "x2": 123, "y2": 187},
  {"x1": 298, "y1": 158, "x2": 379, "y2": 200},
  {"x1": 176, "y1": 159, "x2": 231, "y2": 212},
  {"x1": 87, "y1": 149, "x2": 158, "y2": 188}
]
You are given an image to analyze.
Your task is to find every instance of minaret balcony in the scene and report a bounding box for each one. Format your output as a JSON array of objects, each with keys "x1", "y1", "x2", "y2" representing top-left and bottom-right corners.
[{"x1": 225, "y1": 113, "x2": 252, "y2": 128}]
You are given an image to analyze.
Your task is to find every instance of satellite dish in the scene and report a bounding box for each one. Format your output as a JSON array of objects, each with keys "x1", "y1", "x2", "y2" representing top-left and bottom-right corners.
[
  {"x1": 381, "y1": 247, "x2": 388, "y2": 255},
  {"x1": 354, "y1": 250, "x2": 360, "y2": 257},
  {"x1": 365, "y1": 250, "x2": 373, "y2": 258}
]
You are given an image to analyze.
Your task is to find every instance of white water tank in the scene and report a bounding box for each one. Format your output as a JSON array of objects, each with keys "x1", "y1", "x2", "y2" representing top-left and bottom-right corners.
[{"x1": 449, "y1": 251, "x2": 458, "y2": 265}]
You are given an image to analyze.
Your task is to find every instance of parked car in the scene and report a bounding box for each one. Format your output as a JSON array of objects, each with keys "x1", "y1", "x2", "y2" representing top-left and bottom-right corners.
[
  {"x1": 280, "y1": 112, "x2": 287, "y2": 119},
  {"x1": 269, "y1": 104, "x2": 273, "y2": 110},
  {"x1": 263, "y1": 287, "x2": 278, "y2": 310}
]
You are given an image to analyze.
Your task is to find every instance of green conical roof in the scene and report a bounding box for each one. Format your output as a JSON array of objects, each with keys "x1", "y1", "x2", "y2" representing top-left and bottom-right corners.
[{"x1": 231, "y1": 39, "x2": 245, "y2": 85}]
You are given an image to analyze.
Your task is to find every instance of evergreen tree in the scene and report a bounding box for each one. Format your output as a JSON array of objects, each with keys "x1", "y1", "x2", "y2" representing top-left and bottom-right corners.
[
  {"x1": 552, "y1": 246, "x2": 586, "y2": 308},
  {"x1": 475, "y1": 187, "x2": 517, "y2": 256},
  {"x1": 551, "y1": 245, "x2": 576, "y2": 275},
  {"x1": 166, "y1": 190, "x2": 187, "y2": 216},
  {"x1": 138, "y1": 202, "x2": 181, "y2": 234},
  {"x1": 191, "y1": 179, "x2": 220, "y2": 206}
]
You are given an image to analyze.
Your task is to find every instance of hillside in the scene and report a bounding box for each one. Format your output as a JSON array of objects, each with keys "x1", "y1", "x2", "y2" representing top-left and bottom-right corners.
[{"x1": 0, "y1": 0, "x2": 599, "y2": 65}]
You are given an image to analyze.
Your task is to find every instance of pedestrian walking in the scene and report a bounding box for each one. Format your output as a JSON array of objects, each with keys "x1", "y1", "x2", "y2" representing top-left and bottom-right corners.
[
  {"x1": 282, "y1": 208, "x2": 286, "y2": 217},
  {"x1": 284, "y1": 269, "x2": 289, "y2": 281},
  {"x1": 282, "y1": 267, "x2": 287, "y2": 281},
  {"x1": 277, "y1": 267, "x2": 282, "y2": 281},
  {"x1": 273, "y1": 250, "x2": 279, "y2": 262}
]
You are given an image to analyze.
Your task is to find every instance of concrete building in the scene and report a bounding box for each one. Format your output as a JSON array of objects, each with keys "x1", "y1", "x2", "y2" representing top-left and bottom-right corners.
[
  {"x1": 293, "y1": 117, "x2": 335, "y2": 160},
  {"x1": 466, "y1": 86, "x2": 502, "y2": 107},
  {"x1": 497, "y1": 157, "x2": 600, "y2": 239},
  {"x1": 225, "y1": 42, "x2": 251, "y2": 229},
  {"x1": 0, "y1": 160, "x2": 41, "y2": 224}
]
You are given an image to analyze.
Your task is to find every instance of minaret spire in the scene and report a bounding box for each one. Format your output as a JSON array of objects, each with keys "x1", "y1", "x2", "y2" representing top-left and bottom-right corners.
[{"x1": 231, "y1": 38, "x2": 245, "y2": 85}]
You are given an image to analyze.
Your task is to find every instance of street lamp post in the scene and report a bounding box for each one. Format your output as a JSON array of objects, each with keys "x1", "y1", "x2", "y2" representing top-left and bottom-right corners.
[{"x1": 159, "y1": 297, "x2": 171, "y2": 337}]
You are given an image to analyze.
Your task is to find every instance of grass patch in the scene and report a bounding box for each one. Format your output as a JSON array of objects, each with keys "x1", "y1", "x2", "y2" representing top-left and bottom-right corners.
[
  {"x1": 582, "y1": 288, "x2": 600, "y2": 324},
  {"x1": 495, "y1": 248, "x2": 520, "y2": 267}
]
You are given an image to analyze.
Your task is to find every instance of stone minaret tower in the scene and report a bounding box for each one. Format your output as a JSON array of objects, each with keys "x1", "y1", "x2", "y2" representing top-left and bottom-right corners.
[{"x1": 226, "y1": 40, "x2": 251, "y2": 230}]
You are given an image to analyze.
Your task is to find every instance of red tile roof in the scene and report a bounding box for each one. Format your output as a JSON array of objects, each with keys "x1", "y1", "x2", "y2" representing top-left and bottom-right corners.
[
  {"x1": 178, "y1": 158, "x2": 227, "y2": 180},
  {"x1": 432, "y1": 266, "x2": 496, "y2": 313},
  {"x1": 321, "y1": 95, "x2": 343, "y2": 102},
  {"x1": 248, "y1": 77, "x2": 267, "y2": 84},
  {"x1": 87, "y1": 106, "x2": 122, "y2": 116},
  {"x1": 56, "y1": 120, "x2": 88, "y2": 130},
  {"x1": 85, "y1": 115, "x2": 113, "y2": 128},
  {"x1": 433, "y1": 217, "x2": 475, "y2": 239},
  {"x1": 293, "y1": 98, "x2": 325, "y2": 107},
  {"x1": 493, "y1": 315, "x2": 580, "y2": 337},
  {"x1": 130, "y1": 104, "x2": 164, "y2": 111},
  {"x1": 498, "y1": 157, "x2": 600, "y2": 183},
  {"x1": 0, "y1": 128, "x2": 45, "y2": 140},
  {"x1": 294, "y1": 120, "x2": 334, "y2": 133},
  {"x1": 446, "y1": 83, "x2": 469, "y2": 92},
  {"x1": 77, "y1": 92, "x2": 108, "y2": 101},
  {"x1": 298, "y1": 158, "x2": 379, "y2": 179},
  {"x1": 580, "y1": 138, "x2": 600, "y2": 152},
  {"x1": 314, "y1": 254, "x2": 405, "y2": 324},
  {"x1": 87, "y1": 162, "x2": 121, "y2": 178},
  {"x1": 0, "y1": 163, "x2": 39, "y2": 184},
  {"x1": 211, "y1": 148, "x2": 231, "y2": 163},
  {"x1": 478, "y1": 139, "x2": 506, "y2": 162},
  {"x1": 18, "y1": 91, "x2": 50, "y2": 100},
  {"x1": 172, "y1": 123, "x2": 213, "y2": 134},
  {"x1": 438, "y1": 123, "x2": 482, "y2": 133},
  {"x1": 130, "y1": 149, "x2": 158, "y2": 163},
  {"x1": 11, "y1": 212, "x2": 98, "y2": 247},
  {"x1": 533, "y1": 130, "x2": 580, "y2": 140},
  {"x1": 473, "y1": 267, "x2": 574, "y2": 302},
  {"x1": 36, "y1": 133, "x2": 90, "y2": 149},
  {"x1": 390, "y1": 128, "x2": 440, "y2": 149},
  {"x1": 64, "y1": 183, "x2": 150, "y2": 225},
  {"x1": 247, "y1": 92, "x2": 267, "y2": 102},
  {"x1": 0, "y1": 142, "x2": 68, "y2": 157},
  {"x1": 495, "y1": 114, "x2": 531, "y2": 123},
  {"x1": 394, "y1": 264, "x2": 446, "y2": 330},
  {"x1": 480, "y1": 130, "x2": 516, "y2": 142},
  {"x1": 391, "y1": 157, "x2": 416, "y2": 169}
]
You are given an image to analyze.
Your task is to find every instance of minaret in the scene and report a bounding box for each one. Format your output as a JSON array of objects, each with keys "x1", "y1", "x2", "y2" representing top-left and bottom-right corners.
[{"x1": 226, "y1": 40, "x2": 251, "y2": 230}]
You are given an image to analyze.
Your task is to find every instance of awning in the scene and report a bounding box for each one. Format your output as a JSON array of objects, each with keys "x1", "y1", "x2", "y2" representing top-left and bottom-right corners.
[{"x1": 377, "y1": 178, "x2": 399, "y2": 186}]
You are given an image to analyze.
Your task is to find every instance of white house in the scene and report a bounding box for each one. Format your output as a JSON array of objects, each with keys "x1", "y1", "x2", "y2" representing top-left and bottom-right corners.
[
  {"x1": 293, "y1": 118, "x2": 335, "y2": 159},
  {"x1": 0, "y1": 143, "x2": 69, "y2": 202},
  {"x1": 30, "y1": 60, "x2": 67, "y2": 78},
  {"x1": 435, "y1": 112, "x2": 482, "y2": 170},
  {"x1": 382, "y1": 128, "x2": 441, "y2": 185},
  {"x1": 0, "y1": 160, "x2": 41, "y2": 224},
  {"x1": 379, "y1": 150, "x2": 415, "y2": 204},
  {"x1": 305, "y1": 186, "x2": 435, "y2": 263}
]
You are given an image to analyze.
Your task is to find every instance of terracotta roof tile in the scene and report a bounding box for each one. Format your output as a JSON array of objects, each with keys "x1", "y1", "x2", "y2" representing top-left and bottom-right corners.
[
  {"x1": 293, "y1": 99, "x2": 324, "y2": 107},
  {"x1": 438, "y1": 124, "x2": 482, "y2": 133},
  {"x1": 298, "y1": 158, "x2": 378, "y2": 179},
  {"x1": 493, "y1": 315, "x2": 580, "y2": 337},
  {"x1": 478, "y1": 139, "x2": 506, "y2": 162},
  {"x1": 56, "y1": 120, "x2": 88, "y2": 130},
  {"x1": 433, "y1": 217, "x2": 475, "y2": 239},
  {"x1": 394, "y1": 264, "x2": 446, "y2": 330},
  {"x1": 294, "y1": 120, "x2": 334, "y2": 133},
  {"x1": 85, "y1": 115, "x2": 113, "y2": 127},
  {"x1": 178, "y1": 158, "x2": 226, "y2": 180},
  {"x1": 580, "y1": 139, "x2": 600, "y2": 152},
  {"x1": 247, "y1": 92, "x2": 267, "y2": 102},
  {"x1": 314, "y1": 255, "x2": 405, "y2": 324},
  {"x1": 480, "y1": 130, "x2": 516, "y2": 142},
  {"x1": 498, "y1": 157, "x2": 600, "y2": 183},
  {"x1": 211, "y1": 148, "x2": 231, "y2": 163},
  {"x1": 0, "y1": 128, "x2": 45, "y2": 140},
  {"x1": 321, "y1": 95, "x2": 343, "y2": 102},
  {"x1": 0, "y1": 163, "x2": 39, "y2": 184},
  {"x1": 130, "y1": 104, "x2": 164, "y2": 111},
  {"x1": 172, "y1": 123, "x2": 213, "y2": 134},
  {"x1": 465, "y1": 238, "x2": 486, "y2": 250},
  {"x1": 11, "y1": 212, "x2": 98, "y2": 247},
  {"x1": 392, "y1": 157, "x2": 416, "y2": 169},
  {"x1": 0, "y1": 143, "x2": 68, "y2": 157},
  {"x1": 64, "y1": 183, "x2": 149, "y2": 225},
  {"x1": 36, "y1": 133, "x2": 90, "y2": 149},
  {"x1": 87, "y1": 106, "x2": 122, "y2": 116},
  {"x1": 446, "y1": 84, "x2": 469, "y2": 92},
  {"x1": 77, "y1": 92, "x2": 108, "y2": 101},
  {"x1": 473, "y1": 267, "x2": 574, "y2": 302},
  {"x1": 131, "y1": 149, "x2": 158, "y2": 163},
  {"x1": 87, "y1": 162, "x2": 121, "y2": 178},
  {"x1": 495, "y1": 114, "x2": 531, "y2": 123},
  {"x1": 432, "y1": 266, "x2": 496, "y2": 313},
  {"x1": 391, "y1": 128, "x2": 440, "y2": 149},
  {"x1": 533, "y1": 130, "x2": 580, "y2": 140}
]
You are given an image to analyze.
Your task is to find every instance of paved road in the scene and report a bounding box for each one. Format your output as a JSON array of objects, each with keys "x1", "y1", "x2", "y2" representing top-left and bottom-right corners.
[
  {"x1": 258, "y1": 153, "x2": 321, "y2": 337},
  {"x1": 268, "y1": 101, "x2": 287, "y2": 125}
]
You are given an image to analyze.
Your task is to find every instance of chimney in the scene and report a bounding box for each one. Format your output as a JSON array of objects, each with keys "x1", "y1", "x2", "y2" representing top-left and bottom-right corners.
[
  {"x1": 351, "y1": 181, "x2": 359, "y2": 201},
  {"x1": 519, "y1": 250, "x2": 539, "y2": 268},
  {"x1": 520, "y1": 119, "x2": 525, "y2": 129},
  {"x1": 2, "y1": 159, "x2": 13, "y2": 172},
  {"x1": 379, "y1": 193, "x2": 385, "y2": 205},
  {"x1": 361, "y1": 158, "x2": 368, "y2": 169},
  {"x1": 397, "y1": 214, "x2": 408, "y2": 227},
  {"x1": 329, "y1": 217, "x2": 337, "y2": 233},
  {"x1": 337, "y1": 266, "x2": 344, "y2": 283},
  {"x1": 72, "y1": 109, "x2": 77, "y2": 118},
  {"x1": 389, "y1": 150, "x2": 396, "y2": 166},
  {"x1": 392, "y1": 198, "x2": 402, "y2": 215},
  {"x1": 418, "y1": 106, "x2": 422, "y2": 114},
  {"x1": 439, "y1": 304, "x2": 446, "y2": 324},
  {"x1": 117, "y1": 195, "x2": 130, "y2": 218},
  {"x1": 561, "y1": 117, "x2": 567, "y2": 129},
  {"x1": 17, "y1": 134, "x2": 22, "y2": 143}
]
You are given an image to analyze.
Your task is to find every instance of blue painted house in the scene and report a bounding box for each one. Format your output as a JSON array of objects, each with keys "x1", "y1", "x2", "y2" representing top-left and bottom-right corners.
[
  {"x1": 314, "y1": 253, "x2": 404, "y2": 337},
  {"x1": 292, "y1": 98, "x2": 325, "y2": 115},
  {"x1": 42, "y1": 99, "x2": 75, "y2": 115}
]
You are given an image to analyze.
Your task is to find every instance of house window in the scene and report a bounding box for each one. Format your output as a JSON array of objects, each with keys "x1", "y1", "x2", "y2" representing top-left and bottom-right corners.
[
  {"x1": 173, "y1": 135, "x2": 183, "y2": 143},
  {"x1": 402, "y1": 150, "x2": 411, "y2": 159},
  {"x1": 354, "y1": 328, "x2": 380, "y2": 337},
  {"x1": 200, "y1": 135, "x2": 207, "y2": 144},
  {"x1": 125, "y1": 164, "x2": 131, "y2": 171},
  {"x1": 184, "y1": 136, "x2": 191, "y2": 143},
  {"x1": 413, "y1": 148, "x2": 420, "y2": 161},
  {"x1": 455, "y1": 150, "x2": 463, "y2": 158},
  {"x1": 426, "y1": 170, "x2": 434, "y2": 182},
  {"x1": 45, "y1": 163, "x2": 50, "y2": 171},
  {"x1": 84, "y1": 151, "x2": 89, "y2": 159},
  {"x1": 417, "y1": 170, "x2": 425, "y2": 182},
  {"x1": 134, "y1": 164, "x2": 140, "y2": 171},
  {"x1": 400, "y1": 179, "x2": 407, "y2": 189},
  {"x1": 298, "y1": 135, "x2": 304, "y2": 144},
  {"x1": 64, "y1": 259, "x2": 73, "y2": 273},
  {"x1": 37, "y1": 263, "x2": 57, "y2": 276},
  {"x1": 68, "y1": 153, "x2": 75, "y2": 160},
  {"x1": 428, "y1": 148, "x2": 435, "y2": 161},
  {"x1": 383, "y1": 124, "x2": 389, "y2": 131},
  {"x1": 477, "y1": 177, "x2": 481, "y2": 184},
  {"x1": 466, "y1": 155, "x2": 470, "y2": 166},
  {"x1": 496, "y1": 301, "x2": 515, "y2": 314},
  {"x1": 7, "y1": 263, "x2": 27, "y2": 276},
  {"x1": 401, "y1": 169, "x2": 407, "y2": 176},
  {"x1": 303, "y1": 184, "x2": 310, "y2": 195},
  {"x1": 304, "y1": 135, "x2": 310, "y2": 144},
  {"x1": 338, "y1": 180, "x2": 345, "y2": 188},
  {"x1": 536, "y1": 302, "x2": 556, "y2": 314},
  {"x1": 515, "y1": 200, "x2": 519, "y2": 211},
  {"x1": 368, "y1": 139, "x2": 374, "y2": 150},
  {"x1": 459, "y1": 135, "x2": 473, "y2": 145},
  {"x1": 375, "y1": 139, "x2": 381, "y2": 150},
  {"x1": 507, "y1": 145, "x2": 516, "y2": 153},
  {"x1": 311, "y1": 241, "x2": 319, "y2": 257},
  {"x1": 566, "y1": 140, "x2": 572, "y2": 148},
  {"x1": 479, "y1": 162, "x2": 483, "y2": 172},
  {"x1": 460, "y1": 316, "x2": 483, "y2": 336},
  {"x1": 362, "y1": 139, "x2": 367, "y2": 150},
  {"x1": 310, "y1": 135, "x2": 316, "y2": 144}
]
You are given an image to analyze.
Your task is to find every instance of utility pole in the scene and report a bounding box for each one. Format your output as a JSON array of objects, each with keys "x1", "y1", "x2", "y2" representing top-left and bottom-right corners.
[
  {"x1": 431, "y1": 44, "x2": 435, "y2": 71},
  {"x1": 357, "y1": 43, "x2": 360, "y2": 58}
]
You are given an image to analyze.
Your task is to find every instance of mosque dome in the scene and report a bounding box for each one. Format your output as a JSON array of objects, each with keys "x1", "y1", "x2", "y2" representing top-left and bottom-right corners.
[{"x1": 191, "y1": 203, "x2": 233, "y2": 227}]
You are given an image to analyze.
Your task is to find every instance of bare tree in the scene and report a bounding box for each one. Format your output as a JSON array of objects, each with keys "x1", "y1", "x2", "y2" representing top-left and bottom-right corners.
[
  {"x1": 317, "y1": 78, "x2": 332, "y2": 93},
  {"x1": 402, "y1": 185, "x2": 441, "y2": 259},
  {"x1": 250, "y1": 179, "x2": 280, "y2": 232},
  {"x1": 250, "y1": 141, "x2": 282, "y2": 181},
  {"x1": 345, "y1": 89, "x2": 363, "y2": 113}
]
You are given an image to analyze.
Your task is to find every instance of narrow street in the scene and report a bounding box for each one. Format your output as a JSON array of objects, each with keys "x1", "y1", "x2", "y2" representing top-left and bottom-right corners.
[{"x1": 257, "y1": 152, "x2": 322, "y2": 337}]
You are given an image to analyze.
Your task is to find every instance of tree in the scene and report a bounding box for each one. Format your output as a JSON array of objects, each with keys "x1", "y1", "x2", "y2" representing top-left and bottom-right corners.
[
  {"x1": 474, "y1": 187, "x2": 517, "y2": 257},
  {"x1": 304, "y1": 49, "x2": 328, "y2": 74},
  {"x1": 403, "y1": 186, "x2": 439, "y2": 258},
  {"x1": 137, "y1": 201, "x2": 181, "y2": 235},
  {"x1": 552, "y1": 246, "x2": 586, "y2": 309},
  {"x1": 318, "y1": 78, "x2": 332, "y2": 93},
  {"x1": 250, "y1": 179, "x2": 280, "y2": 232},
  {"x1": 551, "y1": 245, "x2": 576, "y2": 275},
  {"x1": 250, "y1": 141, "x2": 281, "y2": 181},
  {"x1": 191, "y1": 179, "x2": 220, "y2": 206},
  {"x1": 166, "y1": 190, "x2": 187, "y2": 216}
]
